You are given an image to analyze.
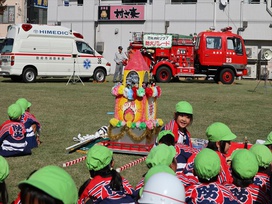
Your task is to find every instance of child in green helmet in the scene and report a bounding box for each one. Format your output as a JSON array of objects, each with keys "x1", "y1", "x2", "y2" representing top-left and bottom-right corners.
[
  {"x1": 78, "y1": 145, "x2": 136, "y2": 204},
  {"x1": 183, "y1": 122, "x2": 236, "y2": 184},
  {"x1": 185, "y1": 148, "x2": 239, "y2": 204},
  {"x1": 15, "y1": 98, "x2": 41, "y2": 148},
  {"x1": 161, "y1": 101, "x2": 193, "y2": 147},
  {"x1": 0, "y1": 156, "x2": 9, "y2": 204},
  {"x1": 135, "y1": 143, "x2": 177, "y2": 198},
  {"x1": 264, "y1": 131, "x2": 272, "y2": 152},
  {"x1": 0, "y1": 104, "x2": 31, "y2": 157},
  {"x1": 13, "y1": 165, "x2": 78, "y2": 204},
  {"x1": 250, "y1": 144, "x2": 272, "y2": 198},
  {"x1": 225, "y1": 149, "x2": 269, "y2": 203}
]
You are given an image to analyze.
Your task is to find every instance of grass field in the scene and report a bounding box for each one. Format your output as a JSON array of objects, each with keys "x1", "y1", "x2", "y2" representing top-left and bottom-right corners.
[{"x1": 0, "y1": 75, "x2": 272, "y2": 202}]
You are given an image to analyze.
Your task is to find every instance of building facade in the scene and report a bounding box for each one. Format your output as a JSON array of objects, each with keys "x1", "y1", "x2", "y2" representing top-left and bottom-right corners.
[
  {"x1": 1, "y1": 0, "x2": 271, "y2": 78},
  {"x1": 0, "y1": 0, "x2": 47, "y2": 37},
  {"x1": 47, "y1": 0, "x2": 272, "y2": 72}
]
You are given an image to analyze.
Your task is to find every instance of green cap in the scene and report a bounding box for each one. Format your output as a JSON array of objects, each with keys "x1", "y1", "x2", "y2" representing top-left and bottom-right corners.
[
  {"x1": 175, "y1": 101, "x2": 193, "y2": 114},
  {"x1": 264, "y1": 131, "x2": 272, "y2": 145},
  {"x1": 15, "y1": 98, "x2": 30, "y2": 112},
  {"x1": 146, "y1": 144, "x2": 176, "y2": 168},
  {"x1": 86, "y1": 145, "x2": 113, "y2": 171},
  {"x1": 157, "y1": 130, "x2": 174, "y2": 142},
  {"x1": 206, "y1": 122, "x2": 237, "y2": 142},
  {"x1": 19, "y1": 165, "x2": 77, "y2": 204},
  {"x1": 144, "y1": 165, "x2": 175, "y2": 184},
  {"x1": 194, "y1": 148, "x2": 220, "y2": 180},
  {"x1": 7, "y1": 103, "x2": 23, "y2": 120},
  {"x1": 0, "y1": 156, "x2": 9, "y2": 183},
  {"x1": 232, "y1": 149, "x2": 258, "y2": 179},
  {"x1": 250, "y1": 144, "x2": 272, "y2": 168}
]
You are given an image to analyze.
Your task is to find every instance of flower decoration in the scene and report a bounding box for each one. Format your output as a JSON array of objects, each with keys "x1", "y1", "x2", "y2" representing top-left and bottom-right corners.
[
  {"x1": 110, "y1": 118, "x2": 163, "y2": 130},
  {"x1": 126, "y1": 121, "x2": 132, "y2": 128},
  {"x1": 131, "y1": 122, "x2": 136, "y2": 129},
  {"x1": 110, "y1": 118, "x2": 119, "y2": 127},
  {"x1": 117, "y1": 85, "x2": 125, "y2": 95},
  {"x1": 137, "y1": 87, "x2": 145, "y2": 97},
  {"x1": 132, "y1": 87, "x2": 138, "y2": 99},
  {"x1": 145, "y1": 87, "x2": 153, "y2": 97},
  {"x1": 146, "y1": 120, "x2": 154, "y2": 130},
  {"x1": 139, "y1": 122, "x2": 147, "y2": 130},
  {"x1": 156, "y1": 86, "x2": 162, "y2": 97},
  {"x1": 152, "y1": 86, "x2": 158, "y2": 98},
  {"x1": 157, "y1": 119, "x2": 164, "y2": 126},
  {"x1": 111, "y1": 84, "x2": 161, "y2": 99}
]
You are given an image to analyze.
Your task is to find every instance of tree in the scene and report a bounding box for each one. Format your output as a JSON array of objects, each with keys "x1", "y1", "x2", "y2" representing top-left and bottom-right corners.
[{"x1": 0, "y1": 0, "x2": 6, "y2": 16}]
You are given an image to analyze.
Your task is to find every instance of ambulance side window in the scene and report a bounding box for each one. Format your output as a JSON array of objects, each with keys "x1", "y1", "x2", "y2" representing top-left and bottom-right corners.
[
  {"x1": 76, "y1": 41, "x2": 94, "y2": 54},
  {"x1": 1, "y1": 38, "x2": 13, "y2": 53}
]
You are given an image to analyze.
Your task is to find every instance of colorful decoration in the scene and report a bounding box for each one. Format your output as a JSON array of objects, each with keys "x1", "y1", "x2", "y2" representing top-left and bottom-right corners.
[{"x1": 109, "y1": 50, "x2": 163, "y2": 142}]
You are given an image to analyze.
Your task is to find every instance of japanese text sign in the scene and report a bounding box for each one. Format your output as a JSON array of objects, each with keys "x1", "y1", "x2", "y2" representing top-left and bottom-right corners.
[
  {"x1": 143, "y1": 34, "x2": 172, "y2": 48},
  {"x1": 98, "y1": 5, "x2": 144, "y2": 21}
]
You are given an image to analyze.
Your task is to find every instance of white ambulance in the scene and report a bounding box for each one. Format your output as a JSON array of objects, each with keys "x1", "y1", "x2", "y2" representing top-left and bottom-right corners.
[{"x1": 0, "y1": 24, "x2": 111, "y2": 83}]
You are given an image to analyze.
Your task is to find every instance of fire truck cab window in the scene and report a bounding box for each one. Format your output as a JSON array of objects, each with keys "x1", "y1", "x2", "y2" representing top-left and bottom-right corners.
[
  {"x1": 206, "y1": 37, "x2": 221, "y2": 49},
  {"x1": 234, "y1": 38, "x2": 243, "y2": 55},
  {"x1": 227, "y1": 38, "x2": 243, "y2": 55}
]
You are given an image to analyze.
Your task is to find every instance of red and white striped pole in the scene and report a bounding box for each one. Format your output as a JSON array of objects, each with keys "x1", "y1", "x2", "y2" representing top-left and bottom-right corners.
[
  {"x1": 63, "y1": 155, "x2": 147, "y2": 171},
  {"x1": 116, "y1": 156, "x2": 147, "y2": 172},
  {"x1": 63, "y1": 155, "x2": 87, "y2": 167}
]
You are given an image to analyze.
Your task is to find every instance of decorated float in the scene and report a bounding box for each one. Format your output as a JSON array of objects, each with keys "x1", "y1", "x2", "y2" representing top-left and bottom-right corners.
[{"x1": 106, "y1": 50, "x2": 163, "y2": 155}]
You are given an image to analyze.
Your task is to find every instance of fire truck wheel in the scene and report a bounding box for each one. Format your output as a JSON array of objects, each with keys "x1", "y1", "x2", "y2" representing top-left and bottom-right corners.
[
  {"x1": 93, "y1": 68, "x2": 106, "y2": 82},
  {"x1": 156, "y1": 66, "x2": 172, "y2": 83},
  {"x1": 22, "y1": 67, "x2": 37, "y2": 83},
  {"x1": 219, "y1": 68, "x2": 234, "y2": 84}
]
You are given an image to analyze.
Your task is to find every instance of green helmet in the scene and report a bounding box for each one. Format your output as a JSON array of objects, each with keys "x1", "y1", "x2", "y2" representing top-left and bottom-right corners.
[
  {"x1": 7, "y1": 103, "x2": 23, "y2": 120},
  {"x1": 206, "y1": 122, "x2": 237, "y2": 142},
  {"x1": 86, "y1": 145, "x2": 113, "y2": 171},
  {"x1": 194, "y1": 148, "x2": 220, "y2": 180},
  {"x1": 0, "y1": 156, "x2": 9, "y2": 183},
  {"x1": 19, "y1": 165, "x2": 78, "y2": 204},
  {"x1": 175, "y1": 101, "x2": 193, "y2": 115}
]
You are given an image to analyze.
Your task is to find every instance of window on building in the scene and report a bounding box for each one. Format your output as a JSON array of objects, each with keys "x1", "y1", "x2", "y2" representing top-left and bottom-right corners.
[
  {"x1": 0, "y1": 6, "x2": 15, "y2": 24},
  {"x1": 249, "y1": 0, "x2": 260, "y2": 3},
  {"x1": 122, "y1": 0, "x2": 148, "y2": 4},
  {"x1": 172, "y1": 0, "x2": 197, "y2": 3},
  {"x1": 63, "y1": 0, "x2": 83, "y2": 6}
]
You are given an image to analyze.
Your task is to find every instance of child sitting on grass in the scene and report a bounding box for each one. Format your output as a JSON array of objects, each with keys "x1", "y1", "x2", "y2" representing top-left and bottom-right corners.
[
  {"x1": 162, "y1": 101, "x2": 193, "y2": 146},
  {"x1": 78, "y1": 145, "x2": 136, "y2": 204},
  {"x1": 0, "y1": 103, "x2": 31, "y2": 157}
]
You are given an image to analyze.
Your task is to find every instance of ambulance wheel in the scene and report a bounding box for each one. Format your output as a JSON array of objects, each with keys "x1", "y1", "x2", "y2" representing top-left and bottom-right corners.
[
  {"x1": 93, "y1": 68, "x2": 106, "y2": 82},
  {"x1": 219, "y1": 68, "x2": 234, "y2": 84},
  {"x1": 156, "y1": 66, "x2": 172, "y2": 83},
  {"x1": 22, "y1": 67, "x2": 37, "y2": 83}
]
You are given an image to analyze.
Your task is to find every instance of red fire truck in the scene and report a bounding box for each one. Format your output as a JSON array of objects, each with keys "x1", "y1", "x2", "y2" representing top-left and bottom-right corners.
[{"x1": 129, "y1": 27, "x2": 247, "y2": 84}]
